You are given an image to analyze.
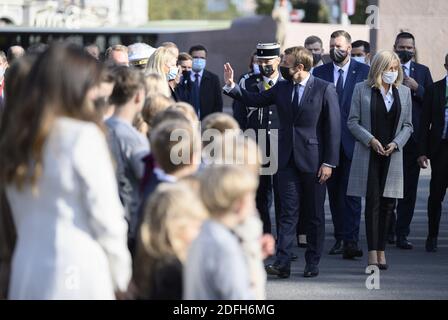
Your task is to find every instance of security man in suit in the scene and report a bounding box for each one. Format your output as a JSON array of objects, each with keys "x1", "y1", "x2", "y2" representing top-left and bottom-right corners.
[
  {"x1": 179, "y1": 44, "x2": 223, "y2": 120},
  {"x1": 391, "y1": 32, "x2": 433, "y2": 249},
  {"x1": 417, "y1": 53, "x2": 448, "y2": 253},
  {"x1": 313, "y1": 30, "x2": 370, "y2": 259},
  {"x1": 232, "y1": 43, "x2": 282, "y2": 237}
]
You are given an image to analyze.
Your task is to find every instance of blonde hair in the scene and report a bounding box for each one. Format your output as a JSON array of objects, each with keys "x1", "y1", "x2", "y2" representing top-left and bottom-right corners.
[
  {"x1": 150, "y1": 119, "x2": 201, "y2": 174},
  {"x1": 134, "y1": 182, "x2": 208, "y2": 298},
  {"x1": 201, "y1": 112, "x2": 241, "y2": 149},
  {"x1": 367, "y1": 50, "x2": 403, "y2": 88},
  {"x1": 132, "y1": 112, "x2": 149, "y2": 136},
  {"x1": 144, "y1": 72, "x2": 171, "y2": 97},
  {"x1": 199, "y1": 165, "x2": 258, "y2": 217},
  {"x1": 213, "y1": 134, "x2": 262, "y2": 176},
  {"x1": 145, "y1": 47, "x2": 177, "y2": 77},
  {"x1": 141, "y1": 93, "x2": 174, "y2": 134},
  {"x1": 169, "y1": 102, "x2": 199, "y2": 125},
  {"x1": 201, "y1": 112, "x2": 240, "y2": 134}
]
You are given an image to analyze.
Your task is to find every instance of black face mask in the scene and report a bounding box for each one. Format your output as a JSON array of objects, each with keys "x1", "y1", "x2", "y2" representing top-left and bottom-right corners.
[
  {"x1": 260, "y1": 64, "x2": 275, "y2": 77},
  {"x1": 330, "y1": 48, "x2": 348, "y2": 64},
  {"x1": 182, "y1": 70, "x2": 191, "y2": 80},
  {"x1": 396, "y1": 50, "x2": 414, "y2": 64},
  {"x1": 279, "y1": 66, "x2": 294, "y2": 82},
  {"x1": 312, "y1": 53, "x2": 322, "y2": 66}
]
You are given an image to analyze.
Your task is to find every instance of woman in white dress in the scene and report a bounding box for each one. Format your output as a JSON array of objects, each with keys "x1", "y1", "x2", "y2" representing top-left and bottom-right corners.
[{"x1": 0, "y1": 43, "x2": 131, "y2": 299}]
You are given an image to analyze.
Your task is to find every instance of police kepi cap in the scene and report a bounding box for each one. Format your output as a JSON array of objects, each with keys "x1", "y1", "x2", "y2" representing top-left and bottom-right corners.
[
  {"x1": 128, "y1": 43, "x2": 156, "y2": 66},
  {"x1": 255, "y1": 43, "x2": 281, "y2": 59}
]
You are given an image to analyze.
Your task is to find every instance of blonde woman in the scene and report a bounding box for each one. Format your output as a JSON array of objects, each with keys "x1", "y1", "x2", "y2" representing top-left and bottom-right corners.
[
  {"x1": 144, "y1": 72, "x2": 171, "y2": 98},
  {"x1": 146, "y1": 47, "x2": 180, "y2": 101},
  {"x1": 133, "y1": 182, "x2": 208, "y2": 300},
  {"x1": 347, "y1": 50, "x2": 413, "y2": 269}
]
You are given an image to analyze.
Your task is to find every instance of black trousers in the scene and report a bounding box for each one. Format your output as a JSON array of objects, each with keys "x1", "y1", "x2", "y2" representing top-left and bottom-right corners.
[
  {"x1": 395, "y1": 141, "x2": 421, "y2": 237},
  {"x1": 257, "y1": 173, "x2": 280, "y2": 235},
  {"x1": 427, "y1": 141, "x2": 448, "y2": 238},
  {"x1": 365, "y1": 153, "x2": 396, "y2": 251},
  {"x1": 276, "y1": 160, "x2": 326, "y2": 267}
]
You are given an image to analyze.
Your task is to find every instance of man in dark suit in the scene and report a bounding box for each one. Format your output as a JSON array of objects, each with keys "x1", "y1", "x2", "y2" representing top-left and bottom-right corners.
[
  {"x1": 417, "y1": 53, "x2": 448, "y2": 253},
  {"x1": 179, "y1": 45, "x2": 223, "y2": 120},
  {"x1": 313, "y1": 30, "x2": 369, "y2": 259},
  {"x1": 232, "y1": 43, "x2": 282, "y2": 236},
  {"x1": 224, "y1": 46, "x2": 340, "y2": 278},
  {"x1": 391, "y1": 32, "x2": 433, "y2": 249}
]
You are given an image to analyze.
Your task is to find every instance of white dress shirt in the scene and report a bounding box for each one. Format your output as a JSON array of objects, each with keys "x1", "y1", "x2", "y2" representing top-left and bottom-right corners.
[
  {"x1": 380, "y1": 85, "x2": 395, "y2": 112},
  {"x1": 333, "y1": 59, "x2": 351, "y2": 87},
  {"x1": 263, "y1": 74, "x2": 279, "y2": 87}
]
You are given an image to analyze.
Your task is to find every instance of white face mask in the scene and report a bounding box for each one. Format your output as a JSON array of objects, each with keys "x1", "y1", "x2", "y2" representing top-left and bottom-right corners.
[
  {"x1": 352, "y1": 56, "x2": 366, "y2": 65},
  {"x1": 382, "y1": 71, "x2": 398, "y2": 84},
  {"x1": 0, "y1": 66, "x2": 5, "y2": 80}
]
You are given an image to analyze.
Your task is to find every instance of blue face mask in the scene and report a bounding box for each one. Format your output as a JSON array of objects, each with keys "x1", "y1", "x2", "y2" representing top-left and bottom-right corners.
[
  {"x1": 166, "y1": 66, "x2": 178, "y2": 81},
  {"x1": 192, "y1": 58, "x2": 206, "y2": 72}
]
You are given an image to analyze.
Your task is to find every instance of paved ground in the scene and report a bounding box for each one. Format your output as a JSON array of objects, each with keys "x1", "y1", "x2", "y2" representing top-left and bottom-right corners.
[{"x1": 265, "y1": 169, "x2": 448, "y2": 300}]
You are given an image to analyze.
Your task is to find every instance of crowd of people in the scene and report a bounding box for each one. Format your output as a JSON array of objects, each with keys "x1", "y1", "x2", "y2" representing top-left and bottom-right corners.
[{"x1": 0, "y1": 27, "x2": 446, "y2": 300}]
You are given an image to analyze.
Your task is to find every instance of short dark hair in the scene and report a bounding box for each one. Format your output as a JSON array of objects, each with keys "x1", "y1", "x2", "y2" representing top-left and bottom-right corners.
[
  {"x1": 330, "y1": 30, "x2": 352, "y2": 43},
  {"x1": 395, "y1": 32, "x2": 415, "y2": 45},
  {"x1": 178, "y1": 52, "x2": 192, "y2": 62},
  {"x1": 351, "y1": 40, "x2": 370, "y2": 53},
  {"x1": 109, "y1": 66, "x2": 146, "y2": 106},
  {"x1": 304, "y1": 36, "x2": 323, "y2": 47},
  {"x1": 189, "y1": 45, "x2": 208, "y2": 56}
]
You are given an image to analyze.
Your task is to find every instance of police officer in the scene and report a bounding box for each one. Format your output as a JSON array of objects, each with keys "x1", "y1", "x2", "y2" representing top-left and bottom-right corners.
[{"x1": 232, "y1": 43, "x2": 281, "y2": 236}]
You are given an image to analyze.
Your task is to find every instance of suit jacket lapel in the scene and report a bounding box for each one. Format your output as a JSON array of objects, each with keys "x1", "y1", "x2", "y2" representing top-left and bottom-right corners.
[
  {"x1": 341, "y1": 61, "x2": 358, "y2": 107},
  {"x1": 410, "y1": 61, "x2": 416, "y2": 79}
]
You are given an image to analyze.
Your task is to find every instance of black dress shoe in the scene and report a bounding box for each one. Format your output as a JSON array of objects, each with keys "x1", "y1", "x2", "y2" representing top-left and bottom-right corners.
[
  {"x1": 425, "y1": 237, "x2": 438, "y2": 252},
  {"x1": 329, "y1": 240, "x2": 343, "y2": 255},
  {"x1": 290, "y1": 253, "x2": 298, "y2": 261},
  {"x1": 303, "y1": 264, "x2": 319, "y2": 278},
  {"x1": 265, "y1": 263, "x2": 290, "y2": 278},
  {"x1": 343, "y1": 242, "x2": 363, "y2": 259},
  {"x1": 378, "y1": 263, "x2": 388, "y2": 270},
  {"x1": 387, "y1": 234, "x2": 396, "y2": 245},
  {"x1": 396, "y1": 236, "x2": 413, "y2": 249}
]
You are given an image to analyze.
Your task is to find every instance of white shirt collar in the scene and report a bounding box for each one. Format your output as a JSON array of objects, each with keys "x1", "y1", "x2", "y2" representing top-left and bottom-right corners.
[
  {"x1": 263, "y1": 74, "x2": 279, "y2": 86},
  {"x1": 333, "y1": 58, "x2": 351, "y2": 74},
  {"x1": 191, "y1": 69, "x2": 204, "y2": 81},
  {"x1": 402, "y1": 60, "x2": 411, "y2": 71},
  {"x1": 154, "y1": 167, "x2": 177, "y2": 183},
  {"x1": 380, "y1": 84, "x2": 394, "y2": 97},
  {"x1": 297, "y1": 73, "x2": 311, "y2": 87}
]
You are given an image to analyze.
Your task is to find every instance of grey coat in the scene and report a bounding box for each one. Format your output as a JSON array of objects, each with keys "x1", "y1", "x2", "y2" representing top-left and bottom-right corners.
[{"x1": 347, "y1": 81, "x2": 413, "y2": 199}]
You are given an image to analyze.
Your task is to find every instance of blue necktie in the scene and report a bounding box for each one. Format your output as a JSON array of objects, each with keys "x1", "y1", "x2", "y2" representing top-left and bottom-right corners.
[
  {"x1": 192, "y1": 73, "x2": 201, "y2": 117},
  {"x1": 291, "y1": 83, "x2": 301, "y2": 116},
  {"x1": 336, "y1": 69, "x2": 344, "y2": 105},
  {"x1": 402, "y1": 65, "x2": 407, "y2": 78}
]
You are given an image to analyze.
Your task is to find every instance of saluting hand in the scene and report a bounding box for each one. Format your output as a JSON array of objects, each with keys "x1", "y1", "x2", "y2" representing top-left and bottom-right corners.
[{"x1": 224, "y1": 63, "x2": 234, "y2": 86}]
